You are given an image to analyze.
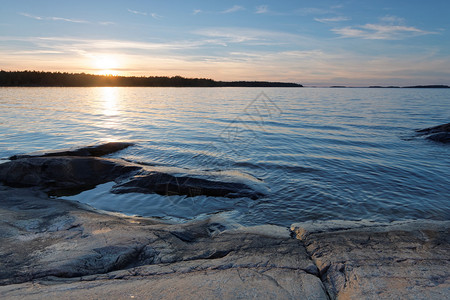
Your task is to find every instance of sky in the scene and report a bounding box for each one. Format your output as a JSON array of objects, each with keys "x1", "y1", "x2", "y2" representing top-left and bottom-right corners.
[{"x1": 1, "y1": 0, "x2": 449, "y2": 86}]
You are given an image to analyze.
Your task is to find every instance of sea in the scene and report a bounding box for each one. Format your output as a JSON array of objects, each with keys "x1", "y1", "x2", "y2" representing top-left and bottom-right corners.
[{"x1": 0, "y1": 87, "x2": 449, "y2": 226}]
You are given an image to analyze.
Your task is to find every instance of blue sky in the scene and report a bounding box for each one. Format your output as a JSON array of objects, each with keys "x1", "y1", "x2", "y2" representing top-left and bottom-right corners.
[{"x1": 1, "y1": 0, "x2": 449, "y2": 85}]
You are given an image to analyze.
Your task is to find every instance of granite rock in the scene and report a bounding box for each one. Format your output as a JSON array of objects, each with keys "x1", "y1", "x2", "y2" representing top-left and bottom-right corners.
[
  {"x1": 291, "y1": 220, "x2": 450, "y2": 299},
  {"x1": 0, "y1": 185, "x2": 327, "y2": 299}
]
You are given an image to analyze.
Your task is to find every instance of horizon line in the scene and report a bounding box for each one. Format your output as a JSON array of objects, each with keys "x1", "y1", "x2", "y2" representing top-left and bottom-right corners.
[{"x1": 1, "y1": 70, "x2": 449, "y2": 88}]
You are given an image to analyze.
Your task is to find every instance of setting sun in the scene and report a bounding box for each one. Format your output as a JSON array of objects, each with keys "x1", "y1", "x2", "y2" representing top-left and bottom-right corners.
[{"x1": 93, "y1": 55, "x2": 119, "y2": 75}]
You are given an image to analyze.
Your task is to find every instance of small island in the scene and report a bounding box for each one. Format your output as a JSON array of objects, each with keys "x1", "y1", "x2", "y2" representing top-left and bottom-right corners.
[{"x1": 0, "y1": 70, "x2": 303, "y2": 88}]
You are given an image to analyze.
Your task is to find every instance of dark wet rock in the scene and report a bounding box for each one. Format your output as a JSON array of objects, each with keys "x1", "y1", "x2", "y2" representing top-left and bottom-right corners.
[
  {"x1": 291, "y1": 220, "x2": 450, "y2": 299},
  {"x1": 427, "y1": 132, "x2": 450, "y2": 143},
  {"x1": 1, "y1": 146, "x2": 264, "y2": 199},
  {"x1": 9, "y1": 142, "x2": 134, "y2": 160},
  {"x1": 416, "y1": 122, "x2": 450, "y2": 134},
  {"x1": 112, "y1": 171, "x2": 264, "y2": 199},
  {"x1": 0, "y1": 156, "x2": 140, "y2": 196},
  {"x1": 416, "y1": 123, "x2": 450, "y2": 143}
]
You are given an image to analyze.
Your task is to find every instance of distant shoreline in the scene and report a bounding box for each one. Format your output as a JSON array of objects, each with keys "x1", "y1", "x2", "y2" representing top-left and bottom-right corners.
[
  {"x1": 0, "y1": 70, "x2": 302, "y2": 88},
  {"x1": 1, "y1": 71, "x2": 447, "y2": 88},
  {"x1": 327, "y1": 85, "x2": 450, "y2": 89}
]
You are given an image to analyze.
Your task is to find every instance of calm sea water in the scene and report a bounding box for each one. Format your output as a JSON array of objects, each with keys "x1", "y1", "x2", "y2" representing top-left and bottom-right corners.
[{"x1": 0, "y1": 87, "x2": 449, "y2": 226}]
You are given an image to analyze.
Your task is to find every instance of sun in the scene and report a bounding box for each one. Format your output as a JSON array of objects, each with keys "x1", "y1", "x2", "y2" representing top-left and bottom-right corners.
[{"x1": 93, "y1": 55, "x2": 120, "y2": 75}]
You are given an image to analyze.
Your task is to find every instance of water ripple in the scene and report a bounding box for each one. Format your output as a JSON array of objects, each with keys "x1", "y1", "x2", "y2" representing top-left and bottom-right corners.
[{"x1": 1, "y1": 87, "x2": 449, "y2": 226}]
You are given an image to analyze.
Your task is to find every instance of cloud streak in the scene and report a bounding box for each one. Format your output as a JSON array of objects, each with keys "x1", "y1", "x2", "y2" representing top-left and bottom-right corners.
[
  {"x1": 150, "y1": 13, "x2": 163, "y2": 20},
  {"x1": 20, "y1": 12, "x2": 89, "y2": 24},
  {"x1": 332, "y1": 16, "x2": 436, "y2": 40},
  {"x1": 222, "y1": 5, "x2": 245, "y2": 14},
  {"x1": 333, "y1": 24, "x2": 434, "y2": 40},
  {"x1": 128, "y1": 9, "x2": 147, "y2": 16},
  {"x1": 192, "y1": 27, "x2": 314, "y2": 47},
  {"x1": 128, "y1": 9, "x2": 162, "y2": 19},
  {"x1": 315, "y1": 16, "x2": 350, "y2": 23}
]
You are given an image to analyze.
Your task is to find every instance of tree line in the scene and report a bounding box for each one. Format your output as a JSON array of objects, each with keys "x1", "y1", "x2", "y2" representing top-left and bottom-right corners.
[{"x1": 0, "y1": 71, "x2": 302, "y2": 87}]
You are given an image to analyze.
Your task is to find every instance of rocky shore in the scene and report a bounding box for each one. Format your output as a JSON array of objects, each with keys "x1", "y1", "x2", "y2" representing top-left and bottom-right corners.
[
  {"x1": 0, "y1": 185, "x2": 448, "y2": 299},
  {"x1": 0, "y1": 143, "x2": 449, "y2": 299}
]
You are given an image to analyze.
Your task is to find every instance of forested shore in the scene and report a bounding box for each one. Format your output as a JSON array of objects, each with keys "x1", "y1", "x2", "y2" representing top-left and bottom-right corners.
[{"x1": 0, "y1": 71, "x2": 303, "y2": 87}]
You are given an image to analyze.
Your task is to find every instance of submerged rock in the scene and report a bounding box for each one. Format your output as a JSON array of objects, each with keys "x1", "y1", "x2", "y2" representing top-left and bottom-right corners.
[
  {"x1": 427, "y1": 132, "x2": 450, "y2": 143},
  {"x1": 416, "y1": 123, "x2": 450, "y2": 135},
  {"x1": 416, "y1": 123, "x2": 450, "y2": 143},
  {"x1": 9, "y1": 142, "x2": 134, "y2": 160},
  {"x1": 112, "y1": 171, "x2": 264, "y2": 199},
  {"x1": 1, "y1": 143, "x2": 264, "y2": 199}
]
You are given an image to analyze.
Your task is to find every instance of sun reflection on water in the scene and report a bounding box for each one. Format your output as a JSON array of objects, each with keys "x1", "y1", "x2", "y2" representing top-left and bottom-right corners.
[{"x1": 101, "y1": 87, "x2": 119, "y2": 116}]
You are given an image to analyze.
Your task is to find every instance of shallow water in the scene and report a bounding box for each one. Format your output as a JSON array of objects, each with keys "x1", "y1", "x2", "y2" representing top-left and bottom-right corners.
[{"x1": 1, "y1": 87, "x2": 449, "y2": 226}]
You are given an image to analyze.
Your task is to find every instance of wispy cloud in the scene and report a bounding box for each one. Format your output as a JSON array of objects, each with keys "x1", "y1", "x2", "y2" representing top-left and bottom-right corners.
[
  {"x1": 150, "y1": 13, "x2": 163, "y2": 20},
  {"x1": 98, "y1": 21, "x2": 115, "y2": 26},
  {"x1": 193, "y1": 9, "x2": 202, "y2": 15},
  {"x1": 20, "y1": 12, "x2": 89, "y2": 24},
  {"x1": 222, "y1": 5, "x2": 245, "y2": 14},
  {"x1": 19, "y1": 12, "x2": 43, "y2": 20},
  {"x1": 255, "y1": 5, "x2": 269, "y2": 14},
  {"x1": 332, "y1": 16, "x2": 436, "y2": 40},
  {"x1": 333, "y1": 24, "x2": 434, "y2": 40},
  {"x1": 128, "y1": 9, "x2": 147, "y2": 16},
  {"x1": 128, "y1": 9, "x2": 162, "y2": 19},
  {"x1": 315, "y1": 16, "x2": 350, "y2": 23},
  {"x1": 380, "y1": 15, "x2": 405, "y2": 24},
  {"x1": 193, "y1": 27, "x2": 315, "y2": 48}
]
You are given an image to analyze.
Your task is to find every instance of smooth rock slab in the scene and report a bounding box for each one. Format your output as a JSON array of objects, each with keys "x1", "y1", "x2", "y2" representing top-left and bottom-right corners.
[
  {"x1": 291, "y1": 220, "x2": 450, "y2": 299},
  {"x1": 0, "y1": 268, "x2": 327, "y2": 300},
  {"x1": 0, "y1": 185, "x2": 327, "y2": 299}
]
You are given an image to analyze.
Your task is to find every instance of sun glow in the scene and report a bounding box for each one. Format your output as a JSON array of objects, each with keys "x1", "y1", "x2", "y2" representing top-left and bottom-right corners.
[{"x1": 93, "y1": 55, "x2": 120, "y2": 75}]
